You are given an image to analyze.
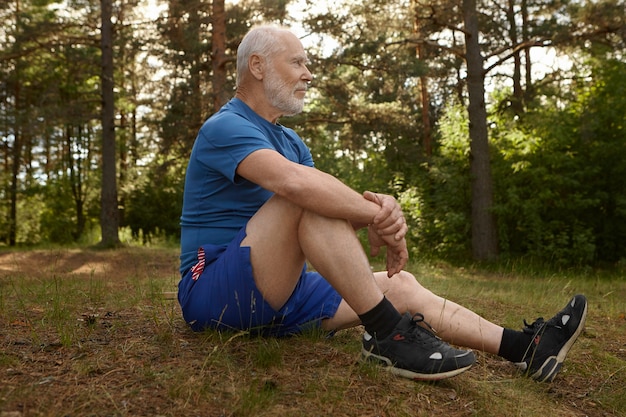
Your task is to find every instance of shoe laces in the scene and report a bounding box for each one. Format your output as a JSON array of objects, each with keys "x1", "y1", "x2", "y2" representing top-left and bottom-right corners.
[
  {"x1": 408, "y1": 313, "x2": 441, "y2": 341},
  {"x1": 522, "y1": 307, "x2": 568, "y2": 336},
  {"x1": 521, "y1": 318, "x2": 546, "y2": 336}
]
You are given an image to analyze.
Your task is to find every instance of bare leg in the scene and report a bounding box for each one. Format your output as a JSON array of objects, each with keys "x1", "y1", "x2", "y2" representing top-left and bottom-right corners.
[
  {"x1": 324, "y1": 271, "x2": 503, "y2": 354},
  {"x1": 241, "y1": 195, "x2": 384, "y2": 315}
]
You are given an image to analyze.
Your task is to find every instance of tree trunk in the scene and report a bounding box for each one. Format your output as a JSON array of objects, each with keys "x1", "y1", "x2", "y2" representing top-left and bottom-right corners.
[
  {"x1": 412, "y1": 0, "x2": 432, "y2": 156},
  {"x1": 9, "y1": 117, "x2": 20, "y2": 246},
  {"x1": 521, "y1": 0, "x2": 534, "y2": 101},
  {"x1": 212, "y1": 0, "x2": 228, "y2": 112},
  {"x1": 68, "y1": 124, "x2": 86, "y2": 241},
  {"x1": 463, "y1": 0, "x2": 498, "y2": 261},
  {"x1": 99, "y1": 0, "x2": 120, "y2": 247},
  {"x1": 188, "y1": 4, "x2": 204, "y2": 136},
  {"x1": 9, "y1": 0, "x2": 22, "y2": 246},
  {"x1": 507, "y1": 0, "x2": 524, "y2": 114}
]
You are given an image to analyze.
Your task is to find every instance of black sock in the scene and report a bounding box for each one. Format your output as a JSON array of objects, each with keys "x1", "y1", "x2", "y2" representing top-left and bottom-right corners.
[
  {"x1": 358, "y1": 296, "x2": 403, "y2": 340},
  {"x1": 498, "y1": 328, "x2": 534, "y2": 362}
]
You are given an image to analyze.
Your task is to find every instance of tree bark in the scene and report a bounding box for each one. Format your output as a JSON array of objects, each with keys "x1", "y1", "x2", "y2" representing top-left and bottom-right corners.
[
  {"x1": 212, "y1": 0, "x2": 228, "y2": 112},
  {"x1": 463, "y1": 0, "x2": 498, "y2": 260},
  {"x1": 99, "y1": 0, "x2": 120, "y2": 247}
]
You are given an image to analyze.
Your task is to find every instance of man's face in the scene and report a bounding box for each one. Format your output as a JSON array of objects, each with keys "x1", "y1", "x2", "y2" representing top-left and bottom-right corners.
[{"x1": 264, "y1": 34, "x2": 312, "y2": 117}]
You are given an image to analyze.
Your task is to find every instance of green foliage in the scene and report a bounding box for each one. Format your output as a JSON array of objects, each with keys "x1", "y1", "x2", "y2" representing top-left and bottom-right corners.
[
  {"x1": 491, "y1": 119, "x2": 599, "y2": 265},
  {"x1": 403, "y1": 100, "x2": 472, "y2": 260},
  {"x1": 566, "y1": 58, "x2": 626, "y2": 263},
  {"x1": 16, "y1": 193, "x2": 45, "y2": 245},
  {"x1": 490, "y1": 58, "x2": 626, "y2": 266},
  {"x1": 122, "y1": 160, "x2": 185, "y2": 244},
  {"x1": 36, "y1": 177, "x2": 99, "y2": 245},
  {"x1": 39, "y1": 181, "x2": 76, "y2": 244}
]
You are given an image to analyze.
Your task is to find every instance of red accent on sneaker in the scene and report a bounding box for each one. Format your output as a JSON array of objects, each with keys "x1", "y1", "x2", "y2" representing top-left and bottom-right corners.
[{"x1": 393, "y1": 334, "x2": 405, "y2": 341}]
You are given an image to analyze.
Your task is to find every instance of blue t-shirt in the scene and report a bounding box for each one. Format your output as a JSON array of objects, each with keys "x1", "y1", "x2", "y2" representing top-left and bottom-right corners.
[{"x1": 179, "y1": 98, "x2": 314, "y2": 274}]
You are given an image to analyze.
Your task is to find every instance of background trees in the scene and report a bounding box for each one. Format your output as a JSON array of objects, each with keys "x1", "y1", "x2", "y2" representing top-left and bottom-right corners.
[{"x1": 0, "y1": 0, "x2": 624, "y2": 267}]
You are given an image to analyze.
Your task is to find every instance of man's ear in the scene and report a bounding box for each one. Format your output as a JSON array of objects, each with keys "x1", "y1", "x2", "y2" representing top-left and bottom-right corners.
[{"x1": 248, "y1": 54, "x2": 265, "y2": 80}]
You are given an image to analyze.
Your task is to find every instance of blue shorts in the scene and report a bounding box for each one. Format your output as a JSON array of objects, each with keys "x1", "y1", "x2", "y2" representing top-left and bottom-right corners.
[{"x1": 178, "y1": 227, "x2": 343, "y2": 336}]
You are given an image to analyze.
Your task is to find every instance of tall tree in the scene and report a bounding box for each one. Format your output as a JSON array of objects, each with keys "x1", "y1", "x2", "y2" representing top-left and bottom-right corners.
[
  {"x1": 463, "y1": 0, "x2": 498, "y2": 260},
  {"x1": 99, "y1": 0, "x2": 120, "y2": 247}
]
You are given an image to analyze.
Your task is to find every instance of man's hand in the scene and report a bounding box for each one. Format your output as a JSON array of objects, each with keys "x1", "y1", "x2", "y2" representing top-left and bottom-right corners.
[
  {"x1": 363, "y1": 191, "x2": 408, "y2": 241},
  {"x1": 364, "y1": 191, "x2": 409, "y2": 277},
  {"x1": 367, "y1": 225, "x2": 409, "y2": 277}
]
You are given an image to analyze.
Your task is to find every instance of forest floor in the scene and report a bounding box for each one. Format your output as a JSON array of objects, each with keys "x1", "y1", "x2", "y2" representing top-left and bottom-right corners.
[{"x1": 0, "y1": 247, "x2": 625, "y2": 417}]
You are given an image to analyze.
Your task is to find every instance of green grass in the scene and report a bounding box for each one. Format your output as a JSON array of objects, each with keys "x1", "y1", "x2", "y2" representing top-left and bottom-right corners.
[{"x1": 0, "y1": 247, "x2": 624, "y2": 416}]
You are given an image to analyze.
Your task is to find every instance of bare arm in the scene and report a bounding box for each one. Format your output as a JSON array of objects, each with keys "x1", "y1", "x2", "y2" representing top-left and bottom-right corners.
[{"x1": 237, "y1": 149, "x2": 381, "y2": 226}]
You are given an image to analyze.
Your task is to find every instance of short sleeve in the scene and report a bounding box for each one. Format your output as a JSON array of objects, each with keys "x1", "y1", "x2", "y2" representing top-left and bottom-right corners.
[{"x1": 194, "y1": 113, "x2": 274, "y2": 183}]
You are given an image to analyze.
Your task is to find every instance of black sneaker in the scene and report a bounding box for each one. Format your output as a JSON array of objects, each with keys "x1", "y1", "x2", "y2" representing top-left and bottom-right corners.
[
  {"x1": 517, "y1": 294, "x2": 588, "y2": 382},
  {"x1": 361, "y1": 312, "x2": 476, "y2": 381}
]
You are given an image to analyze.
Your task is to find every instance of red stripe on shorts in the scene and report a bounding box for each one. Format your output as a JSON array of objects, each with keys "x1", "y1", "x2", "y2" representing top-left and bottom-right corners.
[{"x1": 190, "y1": 247, "x2": 205, "y2": 281}]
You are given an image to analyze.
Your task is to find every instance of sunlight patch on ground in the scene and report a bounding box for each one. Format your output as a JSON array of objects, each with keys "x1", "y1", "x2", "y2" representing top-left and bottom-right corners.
[{"x1": 70, "y1": 262, "x2": 110, "y2": 275}]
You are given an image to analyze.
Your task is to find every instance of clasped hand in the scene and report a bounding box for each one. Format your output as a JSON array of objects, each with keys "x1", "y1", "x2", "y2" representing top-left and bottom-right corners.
[{"x1": 363, "y1": 191, "x2": 409, "y2": 277}]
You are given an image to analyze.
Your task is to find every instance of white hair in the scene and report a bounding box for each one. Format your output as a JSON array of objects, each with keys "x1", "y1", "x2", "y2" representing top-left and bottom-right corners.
[{"x1": 236, "y1": 25, "x2": 293, "y2": 87}]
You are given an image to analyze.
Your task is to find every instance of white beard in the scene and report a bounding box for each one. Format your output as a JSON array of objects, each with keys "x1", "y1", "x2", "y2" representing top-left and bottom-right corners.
[{"x1": 264, "y1": 71, "x2": 306, "y2": 116}]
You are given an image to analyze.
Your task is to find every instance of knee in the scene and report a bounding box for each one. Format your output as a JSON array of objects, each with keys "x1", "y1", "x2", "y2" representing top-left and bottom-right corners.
[
  {"x1": 395, "y1": 270, "x2": 422, "y2": 290},
  {"x1": 385, "y1": 270, "x2": 424, "y2": 298},
  {"x1": 385, "y1": 270, "x2": 439, "y2": 315}
]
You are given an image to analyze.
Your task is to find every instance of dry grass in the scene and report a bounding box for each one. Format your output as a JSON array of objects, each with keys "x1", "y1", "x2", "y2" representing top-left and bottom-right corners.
[{"x1": 0, "y1": 247, "x2": 624, "y2": 416}]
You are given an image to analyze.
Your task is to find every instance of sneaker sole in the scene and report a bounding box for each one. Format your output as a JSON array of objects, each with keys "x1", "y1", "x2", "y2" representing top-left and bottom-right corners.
[
  {"x1": 360, "y1": 348, "x2": 474, "y2": 381},
  {"x1": 530, "y1": 297, "x2": 588, "y2": 382}
]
